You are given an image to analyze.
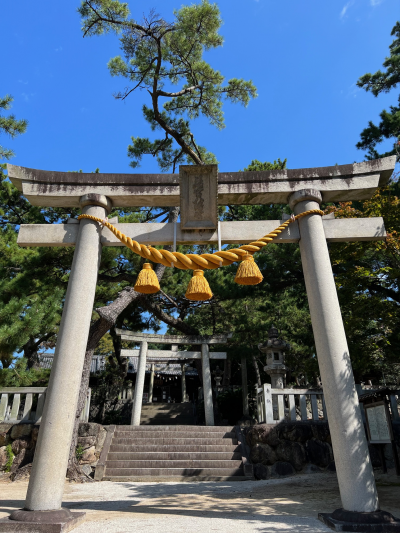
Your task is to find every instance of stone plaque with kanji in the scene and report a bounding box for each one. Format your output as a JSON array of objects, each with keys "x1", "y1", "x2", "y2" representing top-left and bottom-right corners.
[
  {"x1": 365, "y1": 402, "x2": 392, "y2": 444},
  {"x1": 179, "y1": 164, "x2": 218, "y2": 230}
]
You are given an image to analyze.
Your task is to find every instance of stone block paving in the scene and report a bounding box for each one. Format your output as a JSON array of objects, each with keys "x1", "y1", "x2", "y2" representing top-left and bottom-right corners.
[{"x1": 1, "y1": 472, "x2": 400, "y2": 532}]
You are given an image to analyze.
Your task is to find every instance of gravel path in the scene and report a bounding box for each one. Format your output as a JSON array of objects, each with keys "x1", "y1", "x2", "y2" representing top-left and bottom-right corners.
[{"x1": 1, "y1": 471, "x2": 400, "y2": 532}]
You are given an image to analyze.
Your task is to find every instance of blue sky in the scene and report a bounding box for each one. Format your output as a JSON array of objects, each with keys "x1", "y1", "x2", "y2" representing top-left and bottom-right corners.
[{"x1": 2, "y1": 0, "x2": 398, "y2": 175}]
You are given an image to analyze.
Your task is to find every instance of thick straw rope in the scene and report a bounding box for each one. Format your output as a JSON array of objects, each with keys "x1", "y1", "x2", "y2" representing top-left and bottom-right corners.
[{"x1": 77, "y1": 210, "x2": 324, "y2": 270}]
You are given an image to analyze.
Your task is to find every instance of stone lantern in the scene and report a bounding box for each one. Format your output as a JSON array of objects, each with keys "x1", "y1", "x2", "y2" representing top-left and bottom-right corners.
[
  {"x1": 212, "y1": 365, "x2": 224, "y2": 396},
  {"x1": 258, "y1": 325, "x2": 290, "y2": 389}
]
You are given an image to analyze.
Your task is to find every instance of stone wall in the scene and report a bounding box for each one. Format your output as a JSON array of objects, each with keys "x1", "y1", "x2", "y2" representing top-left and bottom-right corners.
[
  {"x1": 245, "y1": 421, "x2": 400, "y2": 480},
  {"x1": 76, "y1": 423, "x2": 107, "y2": 477},
  {"x1": 0, "y1": 422, "x2": 107, "y2": 481}
]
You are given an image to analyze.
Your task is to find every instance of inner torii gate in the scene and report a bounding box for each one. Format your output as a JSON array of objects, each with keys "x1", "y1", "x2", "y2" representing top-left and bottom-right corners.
[
  {"x1": 115, "y1": 329, "x2": 229, "y2": 426},
  {"x1": 3, "y1": 156, "x2": 399, "y2": 532}
]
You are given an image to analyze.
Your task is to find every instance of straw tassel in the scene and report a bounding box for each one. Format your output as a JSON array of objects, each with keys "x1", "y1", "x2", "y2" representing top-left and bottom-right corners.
[
  {"x1": 185, "y1": 270, "x2": 213, "y2": 301},
  {"x1": 234, "y1": 254, "x2": 263, "y2": 285},
  {"x1": 134, "y1": 263, "x2": 160, "y2": 294}
]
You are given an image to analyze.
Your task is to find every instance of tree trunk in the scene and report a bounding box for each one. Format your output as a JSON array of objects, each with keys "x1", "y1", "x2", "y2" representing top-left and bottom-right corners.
[
  {"x1": 252, "y1": 353, "x2": 262, "y2": 388},
  {"x1": 110, "y1": 327, "x2": 128, "y2": 378},
  {"x1": 24, "y1": 334, "x2": 53, "y2": 370}
]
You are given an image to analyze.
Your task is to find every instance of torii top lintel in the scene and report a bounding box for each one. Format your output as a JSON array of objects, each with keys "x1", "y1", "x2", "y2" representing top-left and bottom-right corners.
[{"x1": 7, "y1": 156, "x2": 396, "y2": 208}]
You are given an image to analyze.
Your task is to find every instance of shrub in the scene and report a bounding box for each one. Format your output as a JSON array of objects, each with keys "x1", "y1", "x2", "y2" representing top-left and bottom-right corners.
[
  {"x1": 75, "y1": 445, "x2": 84, "y2": 462},
  {"x1": 5, "y1": 444, "x2": 14, "y2": 472}
]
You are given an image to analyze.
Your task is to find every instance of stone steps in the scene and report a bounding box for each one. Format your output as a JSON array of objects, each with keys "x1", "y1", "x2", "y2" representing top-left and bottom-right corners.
[
  {"x1": 106, "y1": 459, "x2": 243, "y2": 469},
  {"x1": 112, "y1": 437, "x2": 238, "y2": 446},
  {"x1": 109, "y1": 444, "x2": 240, "y2": 453},
  {"x1": 107, "y1": 451, "x2": 242, "y2": 461},
  {"x1": 100, "y1": 425, "x2": 252, "y2": 482},
  {"x1": 115, "y1": 430, "x2": 236, "y2": 439},
  {"x1": 104, "y1": 475, "x2": 249, "y2": 482},
  {"x1": 115, "y1": 425, "x2": 235, "y2": 431},
  {"x1": 103, "y1": 467, "x2": 245, "y2": 478}
]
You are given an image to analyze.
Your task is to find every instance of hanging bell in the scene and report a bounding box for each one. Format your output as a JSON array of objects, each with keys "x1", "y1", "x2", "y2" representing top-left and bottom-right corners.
[
  {"x1": 185, "y1": 269, "x2": 213, "y2": 301},
  {"x1": 234, "y1": 254, "x2": 263, "y2": 285},
  {"x1": 134, "y1": 263, "x2": 160, "y2": 294}
]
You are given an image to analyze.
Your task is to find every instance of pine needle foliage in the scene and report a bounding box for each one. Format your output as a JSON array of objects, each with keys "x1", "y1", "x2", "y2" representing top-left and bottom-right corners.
[
  {"x1": 0, "y1": 95, "x2": 28, "y2": 160},
  {"x1": 78, "y1": 0, "x2": 257, "y2": 171},
  {"x1": 356, "y1": 21, "x2": 400, "y2": 161}
]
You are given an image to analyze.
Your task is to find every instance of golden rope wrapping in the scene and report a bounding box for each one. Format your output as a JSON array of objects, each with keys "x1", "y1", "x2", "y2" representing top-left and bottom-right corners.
[{"x1": 77, "y1": 209, "x2": 324, "y2": 270}]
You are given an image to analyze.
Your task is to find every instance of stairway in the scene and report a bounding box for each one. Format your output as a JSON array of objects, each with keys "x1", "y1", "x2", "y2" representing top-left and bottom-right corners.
[
  {"x1": 101, "y1": 425, "x2": 253, "y2": 481},
  {"x1": 140, "y1": 402, "x2": 195, "y2": 425}
]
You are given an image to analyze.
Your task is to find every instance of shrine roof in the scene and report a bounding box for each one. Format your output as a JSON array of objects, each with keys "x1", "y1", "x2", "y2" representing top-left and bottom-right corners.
[
  {"x1": 7, "y1": 156, "x2": 396, "y2": 207},
  {"x1": 358, "y1": 388, "x2": 398, "y2": 403}
]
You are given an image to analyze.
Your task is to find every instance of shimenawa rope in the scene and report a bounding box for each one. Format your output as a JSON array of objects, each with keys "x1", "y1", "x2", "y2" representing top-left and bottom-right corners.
[
  {"x1": 77, "y1": 209, "x2": 324, "y2": 270},
  {"x1": 77, "y1": 209, "x2": 323, "y2": 299}
]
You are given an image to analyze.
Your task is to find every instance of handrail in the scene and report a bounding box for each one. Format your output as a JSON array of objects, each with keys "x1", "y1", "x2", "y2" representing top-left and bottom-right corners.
[{"x1": 256, "y1": 385, "x2": 399, "y2": 425}]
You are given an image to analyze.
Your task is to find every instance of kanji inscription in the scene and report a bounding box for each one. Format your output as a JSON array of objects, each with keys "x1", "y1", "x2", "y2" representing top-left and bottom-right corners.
[{"x1": 179, "y1": 164, "x2": 218, "y2": 230}]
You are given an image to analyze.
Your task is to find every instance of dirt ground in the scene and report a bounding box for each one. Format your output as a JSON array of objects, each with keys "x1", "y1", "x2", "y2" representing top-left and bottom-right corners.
[{"x1": 1, "y1": 471, "x2": 400, "y2": 532}]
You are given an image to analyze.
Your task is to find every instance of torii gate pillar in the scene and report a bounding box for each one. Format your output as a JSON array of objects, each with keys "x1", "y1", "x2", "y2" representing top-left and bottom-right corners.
[
  {"x1": 289, "y1": 189, "x2": 378, "y2": 514},
  {"x1": 10, "y1": 195, "x2": 112, "y2": 526}
]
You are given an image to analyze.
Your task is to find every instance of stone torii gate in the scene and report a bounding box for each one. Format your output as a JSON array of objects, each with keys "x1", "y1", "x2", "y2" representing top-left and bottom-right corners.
[
  {"x1": 115, "y1": 329, "x2": 229, "y2": 426},
  {"x1": 2, "y1": 156, "x2": 398, "y2": 531}
]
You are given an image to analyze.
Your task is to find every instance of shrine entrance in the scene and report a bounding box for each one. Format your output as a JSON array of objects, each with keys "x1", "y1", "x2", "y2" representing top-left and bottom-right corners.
[
  {"x1": 116, "y1": 329, "x2": 229, "y2": 426},
  {"x1": 2, "y1": 156, "x2": 399, "y2": 532}
]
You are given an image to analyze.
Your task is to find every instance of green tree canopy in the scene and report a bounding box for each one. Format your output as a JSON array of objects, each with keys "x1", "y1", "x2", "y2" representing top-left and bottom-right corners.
[
  {"x1": 0, "y1": 95, "x2": 28, "y2": 161},
  {"x1": 356, "y1": 21, "x2": 400, "y2": 160}
]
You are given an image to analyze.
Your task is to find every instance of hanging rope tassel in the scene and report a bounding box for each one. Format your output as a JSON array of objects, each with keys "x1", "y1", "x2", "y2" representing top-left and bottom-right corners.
[
  {"x1": 134, "y1": 263, "x2": 160, "y2": 294},
  {"x1": 185, "y1": 270, "x2": 213, "y2": 301},
  {"x1": 234, "y1": 254, "x2": 263, "y2": 285}
]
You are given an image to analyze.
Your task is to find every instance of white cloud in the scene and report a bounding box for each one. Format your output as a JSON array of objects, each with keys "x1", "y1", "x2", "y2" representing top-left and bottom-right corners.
[
  {"x1": 370, "y1": 0, "x2": 384, "y2": 5},
  {"x1": 345, "y1": 83, "x2": 361, "y2": 99},
  {"x1": 340, "y1": 1, "x2": 355, "y2": 19},
  {"x1": 54, "y1": 46, "x2": 63, "y2": 52},
  {"x1": 21, "y1": 93, "x2": 35, "y2": 103}
]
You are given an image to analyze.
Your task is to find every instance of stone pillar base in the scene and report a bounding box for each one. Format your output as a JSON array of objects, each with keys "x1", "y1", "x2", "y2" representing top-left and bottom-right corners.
[
  {"x1": 319, "y1": 508, "x2": 400, "y2": 531},
  {"x1": 0, "y1": 509, "x2": 85, "y2": 532}
]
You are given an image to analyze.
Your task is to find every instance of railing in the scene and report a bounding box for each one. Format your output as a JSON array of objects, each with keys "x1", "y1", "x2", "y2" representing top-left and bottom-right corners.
[
  {"x1": 119, "y1": 385, "x2": 134, "y2": 400},
  {"x1": 0, "y1": 387, "x2": 47, "y2": 423},
  {"x1": 256, "y1": 384, "x2": 326, "y2": 424},
  {"x1": 256, "y1": 384, "x2": 400, "y2": 424},
  {"x1": 0, "y1": 387, "x2": 91, "y2": 424}
]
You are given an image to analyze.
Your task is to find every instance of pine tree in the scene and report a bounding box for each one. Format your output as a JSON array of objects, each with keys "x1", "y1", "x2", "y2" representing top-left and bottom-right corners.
[
  {"x1": 0, "y1": 95, "x2": 28, "y2": 161},
  {"x1": 356, "y1": 21, "x2": 400, "y2": 161},
  {"x1": 78, "y1": 0, "x2": 257, "y2": 170}
]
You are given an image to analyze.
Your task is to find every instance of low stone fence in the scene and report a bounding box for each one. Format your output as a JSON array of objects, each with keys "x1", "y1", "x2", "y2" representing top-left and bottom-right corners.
[
  {"x1": 246, "y1": 421, "x2": 400, "y2": 480},
  {"x1": 256, "y1": 385, "x2": 327, "y2": 424},
  {"x1": 0, "y1": 388, "x2": 47, "y2": 424},
  {"x1": 119, "y1": 385, "x2": 134, "y2": 400},
  {"x1": 256, "y1": 385, "x2": 400, "y2": 424},
  {"x1": 0, "y1": 422, "x2": 108, "y2": 481},
  {"x1": 0, "y1": 387, "x2": 91, "y2": 424}
]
